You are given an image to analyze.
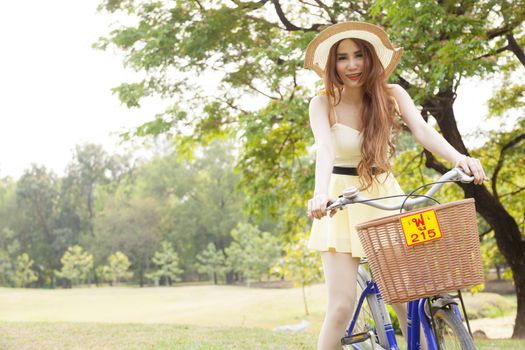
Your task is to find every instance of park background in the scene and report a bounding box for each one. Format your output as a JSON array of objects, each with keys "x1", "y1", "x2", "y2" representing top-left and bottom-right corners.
[{"x1": 0, "y1": 0, "x2": 524, "y2": 349}]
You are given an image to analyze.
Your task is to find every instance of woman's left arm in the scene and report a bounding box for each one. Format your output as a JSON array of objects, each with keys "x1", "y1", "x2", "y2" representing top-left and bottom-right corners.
[{"x1": 390, "y1": 84, "x2": 487, "y2": 185}]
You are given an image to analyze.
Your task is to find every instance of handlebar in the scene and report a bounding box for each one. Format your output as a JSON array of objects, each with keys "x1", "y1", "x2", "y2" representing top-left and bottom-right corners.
[{"x1": 326, "y1": 168, "x2": 475, "y2": 213}]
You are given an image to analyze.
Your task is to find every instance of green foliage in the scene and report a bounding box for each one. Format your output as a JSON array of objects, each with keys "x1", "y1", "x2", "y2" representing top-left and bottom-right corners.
[
  {"x1": 371, "y1": 0, "x2": 496, "y2": 98},
  {"x1": 16, "y1": 165, "x2": 60, "y2": 281},
  {"x1": 392, "y1": 148, "x2": 462, "y2": 205},
  {"x1": 55, "y1": 245, "x2": 94, "y2": 287},
  {"x1": 4, "y1": 2, "x2": 523, "y2": 303},
  {"x1": 225, "y1": 223, "x2": 281, "y2": 284},
  {"x1": 475, "y1": 125, "x2": 525, "y2": 242},
  {"x1": 387, "y1": 305, "x2": 401, "y2": 335},
  {"x1": 0, "y1": 139, "x2": 283, "y2": 288},
  {"x1": 13, "y1": 253, "x2": 37, "y2": 288},
  {"x1": 98, "y1": 251, "x2": 133, "y2": 285},
  {"x1": 0, "y1": 228, "x2": 20, "y2": 287},
  {"x1": 94, "y1": 196, "x2": 162, "y2": 286},
  {"x1": 147, "y1": 140, "x2": 247, "y2": 275},
  {"x1": 273, "y1": 234, "x2": 322, "y2": 289},
  {"x1": 65, "y1": 143, "x2": 126, "y2": 228},
  {"x1": 195, "y1": 242, "x2": 227, "y2": 284},
  {"x1": 147, "y1": 241, "x2": 183, "y2": 286},
  {"x1": 0, "y1": 177, "x2": 17, "y2": 229},
  {"x1": 94, "y1": 0, "x2": 525, "y2": 234},
  {"x1": 93, "y1": 1, "x2": 523, "y2": 254},
  {"x1": 488, "y1": 84, "x2": 525, "y2": 118},
  {"x1": 481, "y1": 236, "x2": 510, "y2": 278}
]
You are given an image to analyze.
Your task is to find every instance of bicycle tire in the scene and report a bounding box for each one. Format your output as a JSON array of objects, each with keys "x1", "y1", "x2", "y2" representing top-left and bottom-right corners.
[{"x1": 433, "y1": 308, "x2": 476, "y2": 350}]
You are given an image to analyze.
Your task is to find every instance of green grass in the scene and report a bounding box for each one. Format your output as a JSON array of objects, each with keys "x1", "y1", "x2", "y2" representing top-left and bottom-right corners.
[
  {"x1": 1, "y1": 322, "x2": 524, "y2": 350},
  {"x1": 0, "y1": 285, "x2": 328, "y2": 333},
  {"x1": 0, "y1": 322, "x2": 317, "y2": 350},
  {"x1": 0, "y1": 285, "x2": 522, "y2": 349},
  {"x1": 474, "y1": 338, "x2": 525, "y2": 349},
  {"x1": 394, "y1": 336, "x2": 525, "y2": 350}
]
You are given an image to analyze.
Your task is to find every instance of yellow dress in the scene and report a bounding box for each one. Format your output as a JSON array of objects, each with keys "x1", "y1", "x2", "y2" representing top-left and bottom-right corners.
[{"x1": 308, "y1": 97, "x2": 405, "y2": 257}]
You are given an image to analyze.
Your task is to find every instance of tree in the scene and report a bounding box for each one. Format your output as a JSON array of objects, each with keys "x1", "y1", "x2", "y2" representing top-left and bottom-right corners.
[
  {"x1": 0, "y1": 228, "x2": 20, "y2": 287},
  {"x1": 196, "y1": 242, "x2": 228, "y2": 285},
  {"x1": 225, "y1": 223, "x2": 281, "y2": 285},
  {"x1": 55, "y1": 245, "x2": 94, "y2": 287},
  {"x1": 274, "y1": 234, "x2": 323, "y2": 316},
  {"x1": 94, "y1": 196, "x2": 162, "y2": 286},
  {"x1": 100, "y1": 251, "x2": 133, "y2": 286},
  {"x1": 135, "y1": 140, "x2": 247, "y2": 279},
  {"x1": 16, "y1": 165, "x2": 60, "y2": 286},
  {"x1": 147, "y1": 241, "x2": 183, "y2": 286},
  {"x1": 372, "y1": 1, "x2": 525, "y2": 337},
  {"x1": 13, "y1": 253, "x2": 38, "y2": 288},
  {"x1": 97, "y1": 0, "x2": 525, "y2": 337},
  {"x1": 63, "y1": 144, "x2": 119, "y2": 237}
]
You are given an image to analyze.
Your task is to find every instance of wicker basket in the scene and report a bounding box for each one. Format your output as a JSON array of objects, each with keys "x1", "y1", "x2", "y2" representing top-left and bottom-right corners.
[{"x1": 356, "y1": 198, "x2": 484, "y2": 304}]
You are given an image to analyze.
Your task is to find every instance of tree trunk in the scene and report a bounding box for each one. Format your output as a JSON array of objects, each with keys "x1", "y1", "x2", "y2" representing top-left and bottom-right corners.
[
  {"x1": 139, "y1": 267, "x2": 144, "y2": 287},
  {"x1": 302, "y1": 282, "x2": 309, "y2": 316},
  {"x1": 93, "y1": 268, "x2": 99, "y2": 287},
  {"x1": 470, "y1": 187, "x2": 525, "y2": 338},
  {"x1": 422, "y1": 88, "x2": 525, "y2": 338},
  {"x1": 226, "y1": 271, "x2": 234, "y2": 284}
]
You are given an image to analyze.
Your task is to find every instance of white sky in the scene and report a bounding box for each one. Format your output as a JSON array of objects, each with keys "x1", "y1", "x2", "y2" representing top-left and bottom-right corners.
[
  {"x1": 0, "y1": 1, "x2": 153, "y2": 179},
  {"x1": 0, "y1": 1, "x2": 500, "y2": 179}
]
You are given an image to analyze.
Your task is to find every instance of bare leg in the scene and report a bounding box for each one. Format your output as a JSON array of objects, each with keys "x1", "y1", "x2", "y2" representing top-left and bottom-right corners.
[
  {"x1": 391, "y1": 303, "x2": 408, "y2": 338},
  {"x1": 317, "y1": 251, "x2": 360, "y2": 350}
]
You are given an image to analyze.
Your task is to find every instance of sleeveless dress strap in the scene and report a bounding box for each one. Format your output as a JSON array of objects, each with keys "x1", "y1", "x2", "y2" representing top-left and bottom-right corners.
[
  {"x1": 392, "y1": 97, "x2": 401, "y2": 116},
  {"x1": 332, "y1": 105, "x2": 339, "y2": 124}
]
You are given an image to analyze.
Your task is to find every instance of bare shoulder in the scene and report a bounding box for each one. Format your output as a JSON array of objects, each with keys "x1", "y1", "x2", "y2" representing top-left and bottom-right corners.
[
  {"x1": 309, "y1": 93, "x2": 329, "y2": 109},
  {"x1": 309, "y1": 93, "x2": 330, "y2": 118},
  {"x1": 387, "y1": 83, "x2": 400, "y2": 91},
  {"x1": 387, "y1": 83, "x2": 408, "y2": 98},
  {"x1": 308, "y1": 93, "x2": 331, "y2": 130}
]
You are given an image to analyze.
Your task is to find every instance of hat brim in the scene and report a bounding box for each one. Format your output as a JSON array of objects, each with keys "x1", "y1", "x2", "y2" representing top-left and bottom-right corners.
[{"x1": 304, "y1": 21, "x2": 403, "y2": 80}]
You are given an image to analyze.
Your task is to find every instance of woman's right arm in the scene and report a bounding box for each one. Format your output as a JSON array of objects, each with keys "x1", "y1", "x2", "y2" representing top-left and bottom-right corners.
[{"x1": 308, "y1": 95, "x2": 336, "y2": 220}]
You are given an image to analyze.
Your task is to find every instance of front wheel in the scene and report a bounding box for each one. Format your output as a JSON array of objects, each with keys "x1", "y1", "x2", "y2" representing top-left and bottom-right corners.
[{"x1": 433, "y1": 308, "x2": 476, "y2": 350}]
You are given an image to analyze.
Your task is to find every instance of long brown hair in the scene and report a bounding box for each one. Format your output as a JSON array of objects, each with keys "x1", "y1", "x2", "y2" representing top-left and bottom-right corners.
[{"x1": 323, "y1": 38, "x2": 400, "y2": 190}]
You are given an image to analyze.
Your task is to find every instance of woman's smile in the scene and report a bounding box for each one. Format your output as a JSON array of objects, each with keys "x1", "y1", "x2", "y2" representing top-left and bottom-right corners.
[{"x1": 346, "y1": 72, "x2": 362, "y2": 81}]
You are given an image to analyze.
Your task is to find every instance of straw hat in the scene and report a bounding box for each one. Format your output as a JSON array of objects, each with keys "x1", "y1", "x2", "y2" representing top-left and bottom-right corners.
[{"x1": 304, "y1": 21, "x2": 403, "y2": 80}]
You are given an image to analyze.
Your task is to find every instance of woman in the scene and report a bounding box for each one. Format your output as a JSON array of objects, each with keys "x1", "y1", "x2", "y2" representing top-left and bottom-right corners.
[{"x1": 304, "y1": 22, "x2": 486, "y2": 350}]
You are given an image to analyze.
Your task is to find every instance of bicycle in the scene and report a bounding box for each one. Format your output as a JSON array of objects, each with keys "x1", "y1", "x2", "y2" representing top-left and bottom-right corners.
[{"x1": 326, "y1": 168, "x2": 482, "y2": 350}]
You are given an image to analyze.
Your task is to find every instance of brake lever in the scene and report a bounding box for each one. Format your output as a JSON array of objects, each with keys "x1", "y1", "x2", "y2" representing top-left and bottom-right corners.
[{"x1": 326, "y1": 197, "x2": 348, "y2": 212}]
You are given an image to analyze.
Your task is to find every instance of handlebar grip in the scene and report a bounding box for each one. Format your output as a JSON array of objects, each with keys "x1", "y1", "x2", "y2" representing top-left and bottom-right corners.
[{"x1": 454, "y1": 167, "x2": 475, "y2": 183}]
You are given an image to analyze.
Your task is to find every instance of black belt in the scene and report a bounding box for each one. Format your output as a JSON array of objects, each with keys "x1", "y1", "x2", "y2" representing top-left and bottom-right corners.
[
  {"x1": 332, "y1": 166, "x2": 359, "y2": 176},
  {"x1": 332, "y1": 166, "x2": 383, "y2": 175}
]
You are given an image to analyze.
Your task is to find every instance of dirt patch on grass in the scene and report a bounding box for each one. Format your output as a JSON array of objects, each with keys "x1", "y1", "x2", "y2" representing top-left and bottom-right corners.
[{"x1": 470, "y1": 314, "x2": 516, "y2": 339}]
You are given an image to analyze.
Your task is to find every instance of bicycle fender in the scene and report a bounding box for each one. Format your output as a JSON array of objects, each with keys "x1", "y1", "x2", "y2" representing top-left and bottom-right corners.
[{"x1": 430, "y1": 296, "x2": 458, "y2": 313}]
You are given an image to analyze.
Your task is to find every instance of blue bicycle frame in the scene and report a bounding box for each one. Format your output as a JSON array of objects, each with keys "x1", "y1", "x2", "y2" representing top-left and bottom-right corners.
[{"x1": 346, "y1": 279, "x2": 447, "y2": 350}]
